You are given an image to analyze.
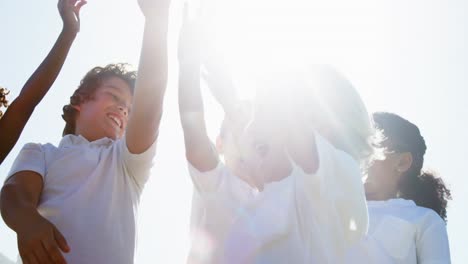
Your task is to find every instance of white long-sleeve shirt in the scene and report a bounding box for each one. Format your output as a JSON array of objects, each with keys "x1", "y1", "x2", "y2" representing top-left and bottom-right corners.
[
  {"x1": 188, "y1": 133, "x2": 368, "y2": 264},
  {"x1": 346, "y1": 199, "x2": 451, "y2": 264}
]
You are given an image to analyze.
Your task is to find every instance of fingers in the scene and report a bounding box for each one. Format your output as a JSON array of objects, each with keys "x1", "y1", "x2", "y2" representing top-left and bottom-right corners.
[
  {"x1": 33, "y1": 247, "x2": 51, "y2": 264},
  {"x1": 53, "y1": 227, "x2": 70, "y2": 253},
  {"x1": 23, "y1": 254, "x2": 39, "y2": 264},
  {"x1": 75, "y1": 0, "x2": 87, "y2": 14},
  {"x1": 58, "y1": 0, "x2": 76, "y2": 10},
  {"x1": 42, "y1": 239, "x2": 67, "y2": 264},
  {"x1": 59, "y1": 0, "x2": 86, "y2": 13},
  {"x1": 57, "y1": 0, "x2": 65, "y2": 11},
  {"x1": 68, "y1": 0, "x2": 79, "y2": 7}
]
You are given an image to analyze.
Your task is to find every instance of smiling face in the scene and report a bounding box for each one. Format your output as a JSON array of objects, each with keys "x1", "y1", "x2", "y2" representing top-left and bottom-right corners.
[{"x1": 74, "y1": 76, "x2": 133, "y2": 141}]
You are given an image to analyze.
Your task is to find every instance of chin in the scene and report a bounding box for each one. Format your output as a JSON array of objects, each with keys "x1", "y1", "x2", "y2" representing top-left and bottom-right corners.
[{"x1": 103, "y1": 132, "x2": 119, "y2": 140}]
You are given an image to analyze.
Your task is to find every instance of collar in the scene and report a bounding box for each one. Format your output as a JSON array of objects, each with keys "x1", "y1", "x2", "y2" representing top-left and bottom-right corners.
[
  {"x1": 59, "y1": 134, "x2": 115, "y2": 148},
  {"x1": 367, "y1": 198, "x2": 416, "y2": 208}
]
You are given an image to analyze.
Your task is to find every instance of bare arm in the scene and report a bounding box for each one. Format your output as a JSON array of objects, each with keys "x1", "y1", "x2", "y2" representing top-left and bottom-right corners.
[
  {"x1": 178, "y1": 6, "x2": 218, "y2": 171},
  {"x1": 125, "y1": 0, "x2": 170, "y2": 154},
  {"x1": 1, "y1": 172, "x2": 69, "y2": 263},
  {"x1": 0, "y1": 0, "x2": 86, "y2": 165},
  {"x1": 202, "y1": 55, "x2": 240, "y2": 119}
]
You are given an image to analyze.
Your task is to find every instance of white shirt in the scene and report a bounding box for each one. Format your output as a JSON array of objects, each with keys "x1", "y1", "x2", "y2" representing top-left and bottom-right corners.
[
  {"x1": 6, "y1": 134, "x2": 157, "y2": 264},
  {"x1": 346, "y1": 199, "x2": 451, "y2": 264},
  {"x1": 188, "y1": 134, "x2": 368, "y2": 264}
]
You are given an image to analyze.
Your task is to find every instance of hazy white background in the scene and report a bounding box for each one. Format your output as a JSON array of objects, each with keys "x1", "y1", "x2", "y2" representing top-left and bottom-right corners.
[{"x1": 0, "y1": 0, "x2": 466, "y2": 263}]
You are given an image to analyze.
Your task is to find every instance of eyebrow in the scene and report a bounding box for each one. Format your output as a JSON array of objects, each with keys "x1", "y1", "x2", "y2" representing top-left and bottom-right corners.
[
  {"x1": 103, "y1": 84, "x2": 125, "y2": 92},
  {"x1": 102, "y1": 84, "x2": 132, "y2": 108}
]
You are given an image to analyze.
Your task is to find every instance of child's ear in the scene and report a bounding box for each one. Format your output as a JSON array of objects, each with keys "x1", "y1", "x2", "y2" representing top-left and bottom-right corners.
[
  {"x1": 396, "y1": 152, "x2": 413, "y2": 175},
  {"x1": 216, "y1": 136, "x2": 224, "y2": 154}
]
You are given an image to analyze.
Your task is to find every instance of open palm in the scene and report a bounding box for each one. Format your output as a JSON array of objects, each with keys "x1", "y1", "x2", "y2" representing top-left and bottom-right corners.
[{"x1": 58, "y1": 0, "x2": 87, "y2": 34}]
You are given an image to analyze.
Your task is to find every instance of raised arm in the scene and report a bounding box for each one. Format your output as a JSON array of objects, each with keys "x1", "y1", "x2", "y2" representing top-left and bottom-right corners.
[
  {"x1": 202, "y1": 52, "x2": 240, "y2": 119},
  {"x1": 0, "y1": 0, "x2": 86, "y2": 164},
  {"x1": 125, "y1": 0, "x2": 170, "y2": 154},
  {"x1": 178, "y1": 5, "x2": 218, "y2": 171}
]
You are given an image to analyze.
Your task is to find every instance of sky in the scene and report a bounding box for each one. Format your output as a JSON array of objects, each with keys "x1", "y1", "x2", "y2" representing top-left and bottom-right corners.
[{"x1": 1, "y1": 0, "x2": 467, "y2": 263}]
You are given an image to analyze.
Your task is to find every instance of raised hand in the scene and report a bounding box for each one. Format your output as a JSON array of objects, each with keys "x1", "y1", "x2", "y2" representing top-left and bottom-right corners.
[
  {"x1": 178, "y1": 3, "x2": 202, "y2": 68},
  {"x1": 58, "y1": 0, "x2": 87, "y2": 34},
  {"x1": 17, "y1": 213, "x2": 69, "y2": 264}
]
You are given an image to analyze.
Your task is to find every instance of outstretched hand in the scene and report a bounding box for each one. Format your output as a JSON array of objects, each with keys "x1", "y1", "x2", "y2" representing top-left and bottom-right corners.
[
  {"x1": 178, "y1": 3, "x2": 202, "y2": 68},
  {"x1": 58, "y1": 0, "x2": 87, "y2": 34}
]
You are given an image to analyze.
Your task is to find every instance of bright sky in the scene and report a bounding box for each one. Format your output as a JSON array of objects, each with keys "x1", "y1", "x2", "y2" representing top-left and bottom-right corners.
[{"x1": 1, "y1": 0, "x2": 467, "y2": 263}]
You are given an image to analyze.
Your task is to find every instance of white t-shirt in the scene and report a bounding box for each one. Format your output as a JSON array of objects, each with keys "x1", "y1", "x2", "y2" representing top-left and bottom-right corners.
[
  {"x1": 6, "y1": 134, "x2": 157, "y2": 264},
  {"x1": 187, "y1": 133, "x2": 368, "y2": 264},
  {"x1": 346, "y1": 199, "x2": 451, "y2": 264}
]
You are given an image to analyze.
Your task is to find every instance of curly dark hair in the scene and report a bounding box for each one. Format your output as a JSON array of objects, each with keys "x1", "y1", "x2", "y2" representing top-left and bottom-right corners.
[
  {"x1": 0, "y1": 87, "x2": 9, "y2": 119},
  {"x1": 62, "y1": 63, "x2": 137, "y2": 136},
  {"x1": 373, "y1": 112, "x2": 451, "y2": 222}
]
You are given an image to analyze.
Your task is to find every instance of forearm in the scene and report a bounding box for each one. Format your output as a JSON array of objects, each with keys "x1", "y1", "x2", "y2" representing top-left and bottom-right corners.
[
  {"x1": 126, "y1": 13, "x2": 169, "y2": 153},
  {"x1": 178, "y1": 66, "x2": 212, "y2": 153},
  {"x1": 0, "y1": 184, "x2": 40, "y2": 233},
  {"x1": 134, "y1": 16, "x2": 169, "y2": 115},
  {"x1": 17, "y1": 29, "x2": 76, "y2": 108},
  {"x1": 0, "y1": 30, "x2": 76, "y2": 164},
  {"x1": 204, "y1": 69, "x2": 239, "y2": 118},
  {"x1": 179, "y1": 65, "x2": 203, "y2": 115}
]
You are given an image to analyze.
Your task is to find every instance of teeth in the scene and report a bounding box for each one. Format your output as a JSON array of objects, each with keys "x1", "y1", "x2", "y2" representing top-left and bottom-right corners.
[{"x1": 109, "y1": 115, "x2": 122, "y2": 128}]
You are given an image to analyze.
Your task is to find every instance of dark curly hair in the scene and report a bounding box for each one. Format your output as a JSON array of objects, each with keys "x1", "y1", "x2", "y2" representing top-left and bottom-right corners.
[
  {"x1": 62, "y1": 63, "x2": 137, "y2": 136},
  {"x1": 373, "y1": 112, "x2": 451, "y2": 222},
  {"x1": 0, "y1": 86, "x2": 9, "y2": 119}
]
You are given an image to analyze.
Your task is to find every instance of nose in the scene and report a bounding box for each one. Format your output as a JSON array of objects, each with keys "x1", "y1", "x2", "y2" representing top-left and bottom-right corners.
[{"x1": 118, "y1": 105, "x2": 129, "y2": 117}]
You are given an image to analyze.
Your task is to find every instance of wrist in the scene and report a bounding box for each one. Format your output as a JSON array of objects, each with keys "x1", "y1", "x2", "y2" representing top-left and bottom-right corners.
[
  {"x1": 11, "y1": 206, "x2": 42, "y2": 234},
  {"x1": 143, "y1": 9, "x2": 170, "y2": 21},
  {"x1": 179, "y1": 62, "x2": 201, "y2": 72},
  {"x1": 60, "y1": 27, "x2": 78, "y2": 40}
]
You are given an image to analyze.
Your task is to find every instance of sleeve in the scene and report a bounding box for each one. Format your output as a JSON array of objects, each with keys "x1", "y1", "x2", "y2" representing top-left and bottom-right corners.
[
  {"x1": 417, "y1": 214, "x2": 451, "y2": 264},
  {"x1": 297, "y1": 133, "x2": 368, "y2": 249},
  {"x1": 119, "y1": 137, "x2": 158, "y2": 191},
  {"x1": 188, "y1": 161, "x2": 225, "y2": 193},
  {"x1": 332, "y1": 146, "x2": 369, "y2": 245},
  {"x1": 5, "y1": 143, "x2": 46, "y2": 183}
]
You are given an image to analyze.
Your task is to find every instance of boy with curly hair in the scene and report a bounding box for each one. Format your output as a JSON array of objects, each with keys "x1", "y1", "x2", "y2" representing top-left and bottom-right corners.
[{"x1": 0, "y1": 0, "x2": 171, "y2": 263}]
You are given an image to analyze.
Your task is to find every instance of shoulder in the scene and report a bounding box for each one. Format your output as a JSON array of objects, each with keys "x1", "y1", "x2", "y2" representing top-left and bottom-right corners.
[
  {"x1": 414, "y1": 205, "x2": 446, "y2": 230},
  {"x1": 17, "y1": 141, "x2": 60, "y2": 155},
  {"x1": 374, "y1": 201, "x2": 446, "y2": 230}
]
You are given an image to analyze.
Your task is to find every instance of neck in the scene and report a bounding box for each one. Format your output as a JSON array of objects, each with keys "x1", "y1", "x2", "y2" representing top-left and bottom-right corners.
[{"x1": 365, "y1": 190, "x2": 398, "y2": 201}]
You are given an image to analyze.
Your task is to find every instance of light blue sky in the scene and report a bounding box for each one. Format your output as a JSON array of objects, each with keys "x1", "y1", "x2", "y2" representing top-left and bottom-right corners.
[{"x1": 1, "y1": 0, "x2": 467, "y2": 263}]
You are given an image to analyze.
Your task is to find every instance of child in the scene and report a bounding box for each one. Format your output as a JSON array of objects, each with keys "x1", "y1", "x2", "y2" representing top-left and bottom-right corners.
[
  {"x1": 0, "y1": 0, "x2": 86, "y2": 165},
  {"x1": 178, "y1": 10, "x2": 373, "y2": 263},
  {"x1": 347, "y1": 112, "x2": 451, "y2": 263},
  {"x1": 0, "y1": 0, "x2": 170, "y2": 263}
]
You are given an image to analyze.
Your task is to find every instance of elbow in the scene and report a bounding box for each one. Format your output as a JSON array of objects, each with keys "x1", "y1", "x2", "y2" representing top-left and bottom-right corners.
[{"x1": 0, "y1": 184, "x2": 12, "y2": 220}]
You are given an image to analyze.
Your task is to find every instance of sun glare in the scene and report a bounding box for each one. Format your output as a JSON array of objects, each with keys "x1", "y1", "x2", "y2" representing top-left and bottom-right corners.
[{"x1": 190, "y1": 0, "x2": 381, "y2": 100}]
